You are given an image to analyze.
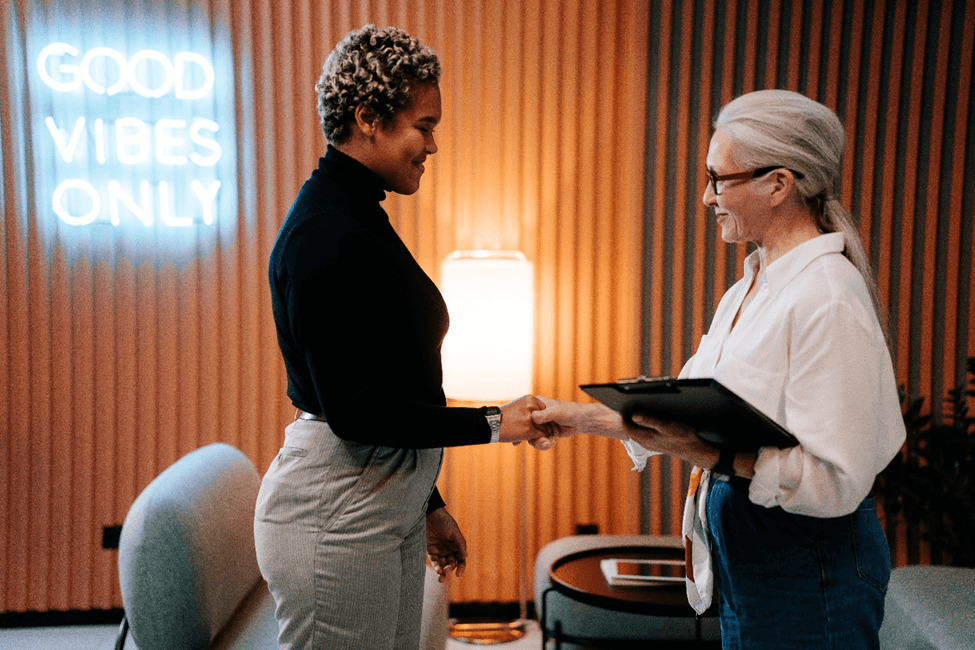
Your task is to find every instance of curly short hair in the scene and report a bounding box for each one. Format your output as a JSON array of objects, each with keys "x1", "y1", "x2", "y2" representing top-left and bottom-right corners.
[{"x1": 316, "y1": 25, "x2": 442, "y2": 144}]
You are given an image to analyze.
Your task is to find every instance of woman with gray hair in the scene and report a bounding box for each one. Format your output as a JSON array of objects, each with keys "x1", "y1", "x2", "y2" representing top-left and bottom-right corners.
[
  {"x1": 533, "y1": 90, "x2": 905, "y2": 648},
  {"x1": 256, "y1": 25, "x2": 553, "y2": 650}
]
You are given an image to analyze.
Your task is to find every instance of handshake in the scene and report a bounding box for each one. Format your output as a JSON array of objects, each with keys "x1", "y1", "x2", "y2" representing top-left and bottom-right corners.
[
  {"x1": 495, "y1": 394, "x2": 631, "y2": 450},
  {"x1": 497, "y1": 395, "x2": 717, "y2": 472}
]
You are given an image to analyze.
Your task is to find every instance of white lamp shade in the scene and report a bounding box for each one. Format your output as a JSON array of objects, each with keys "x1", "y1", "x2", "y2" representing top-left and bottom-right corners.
[{"x1": 440, "y1": 251, "x2": 534, "y2": 402}]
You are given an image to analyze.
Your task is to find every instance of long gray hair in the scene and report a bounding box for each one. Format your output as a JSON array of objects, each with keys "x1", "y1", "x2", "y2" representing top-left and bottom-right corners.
[{"x1": 715, "y1": 89, "x2": 887, "y2": 337}]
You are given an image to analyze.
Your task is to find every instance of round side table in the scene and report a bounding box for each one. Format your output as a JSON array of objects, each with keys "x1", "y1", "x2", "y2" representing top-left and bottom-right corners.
[{"x1": 541, "y1": 545, "x2": 719, "y2": 648}]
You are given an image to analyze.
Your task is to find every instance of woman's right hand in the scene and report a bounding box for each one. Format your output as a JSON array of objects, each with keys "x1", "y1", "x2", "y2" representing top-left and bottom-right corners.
[{"x1": 530, "y1": 397, "x2": 629, "y2": 440}]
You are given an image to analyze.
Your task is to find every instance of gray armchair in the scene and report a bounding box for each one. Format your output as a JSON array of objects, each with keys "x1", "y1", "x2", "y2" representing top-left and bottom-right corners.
[
  {"x1": 879, "y1": 565, "x2": 975, "y2": 650},
  {"x1": 116, "y1": 443, "x2": 275, "y2": 650},
  {"x1": 115, "y1": 442, "x2": 449, "y2": 650}
]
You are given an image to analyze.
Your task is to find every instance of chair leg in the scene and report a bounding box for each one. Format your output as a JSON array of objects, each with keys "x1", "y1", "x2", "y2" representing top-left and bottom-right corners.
[{"x1": 114, "y1": 614, "x2": 129, "y2": 650}]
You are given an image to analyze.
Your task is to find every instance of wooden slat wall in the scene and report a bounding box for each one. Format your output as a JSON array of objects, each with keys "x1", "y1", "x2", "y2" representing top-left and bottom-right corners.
[
  {"x1": 3, "y1": 0, "x2": 972, "y2": 615},
  {"x1": 641, "y1": 0, "x2": 975, "y2": 566},
  {"x1": 1, "y1": 0, "x2": 648, "y2": 612}
]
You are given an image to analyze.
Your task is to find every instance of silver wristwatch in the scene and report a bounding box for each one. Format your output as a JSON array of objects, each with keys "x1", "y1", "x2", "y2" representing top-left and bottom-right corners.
[{"x1": 484, "y1": 406, "x2": 502, "y2": 443}]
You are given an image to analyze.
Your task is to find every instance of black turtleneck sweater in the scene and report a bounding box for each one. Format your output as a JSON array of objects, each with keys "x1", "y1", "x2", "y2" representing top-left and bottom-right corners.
[{"x1": 269, "y1": 147, "x2": 492, "y2": 512}]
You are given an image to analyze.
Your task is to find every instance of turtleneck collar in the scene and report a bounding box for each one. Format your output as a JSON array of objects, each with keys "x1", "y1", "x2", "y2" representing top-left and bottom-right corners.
[{"x1": 322, "y1": 145, "x2": 387, "y2": 203}]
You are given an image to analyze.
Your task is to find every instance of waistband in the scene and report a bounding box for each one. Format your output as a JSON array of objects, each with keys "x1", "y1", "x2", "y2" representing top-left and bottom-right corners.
[{"x1": 296, "y1": 410, "x2": 327, "y2": 422}]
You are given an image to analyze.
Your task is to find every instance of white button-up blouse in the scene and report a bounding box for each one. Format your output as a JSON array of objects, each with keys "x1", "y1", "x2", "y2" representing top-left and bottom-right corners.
[{"x1": 625, "y1": 232, "x2": 906, "y2": 518}]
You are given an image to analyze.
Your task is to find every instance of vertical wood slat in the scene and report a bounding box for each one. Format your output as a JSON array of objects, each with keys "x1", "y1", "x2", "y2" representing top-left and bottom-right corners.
[
  {"x1": 897, "y1": 4, "x2": 927, "y2": 409},
  {"x1": 641, "y1": 0, "x2": 975, "y2": 565},
  {"x1": 951, "y1": 4, "x2": 975, "y2": 402},
  {"x1": 922, "y1": 0, "x2": 951, "y2": 431}
]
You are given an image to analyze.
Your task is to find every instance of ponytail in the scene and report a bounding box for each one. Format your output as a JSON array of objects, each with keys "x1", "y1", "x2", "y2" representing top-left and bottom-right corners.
[{"x1": 819, "y1": 196, "x2": 888, "y2": 343}]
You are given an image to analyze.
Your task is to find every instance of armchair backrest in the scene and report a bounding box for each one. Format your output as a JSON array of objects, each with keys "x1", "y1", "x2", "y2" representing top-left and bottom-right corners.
[{"x1": 118, "y1": 443, "x2": 262, "y2": 650}]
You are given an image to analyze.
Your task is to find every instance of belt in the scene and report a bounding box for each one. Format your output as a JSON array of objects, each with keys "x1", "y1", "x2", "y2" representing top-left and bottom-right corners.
[{"x1": 297, "y1": 410, "x2": 327, "y2": 422}]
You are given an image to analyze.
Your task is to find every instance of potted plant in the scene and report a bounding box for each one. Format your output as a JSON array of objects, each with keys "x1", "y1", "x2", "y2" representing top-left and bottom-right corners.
[{"x1": 875, "y1": 357, "x2": 975, "y2": 567}]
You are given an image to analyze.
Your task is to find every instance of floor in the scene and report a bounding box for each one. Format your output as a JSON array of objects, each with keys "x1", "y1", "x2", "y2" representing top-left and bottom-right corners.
[
  {"x1": 0, "y1": 619, "x2": 544, "y2": 650},
  {"x1": 0, "y1": 623, "x2": 121, "y2": 650}
]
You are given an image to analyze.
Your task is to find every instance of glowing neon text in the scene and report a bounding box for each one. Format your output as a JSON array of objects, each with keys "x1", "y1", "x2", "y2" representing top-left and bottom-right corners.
[
  {"x1": 36, "y1": 43, "x2": 226, "y2": 228},
  {"x1": 37, "y1": 43, "x2": 214, "y2": 99}
]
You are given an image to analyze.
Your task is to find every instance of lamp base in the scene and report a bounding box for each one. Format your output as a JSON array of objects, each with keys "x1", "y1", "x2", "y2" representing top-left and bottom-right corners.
[{"x1": 448, "y1": 620, "x2": 527, "y2": 645}]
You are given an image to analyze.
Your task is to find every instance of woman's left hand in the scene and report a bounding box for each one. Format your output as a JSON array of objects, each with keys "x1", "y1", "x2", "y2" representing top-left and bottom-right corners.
[
  {"x1": 627, "y1": 413, "x2": 717, "y2": 467},
  {"x1": 426, "y1": 507, "x2": 468, "y2": 582},
  {"x1": 629, "y1": 413, "x2": 757, "y2": 478}
]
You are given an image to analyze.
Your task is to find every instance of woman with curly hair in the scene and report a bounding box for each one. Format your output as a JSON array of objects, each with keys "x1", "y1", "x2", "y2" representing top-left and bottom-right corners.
[{"x1": 254, "y1": 25, "x2": 552, "y2": 650}]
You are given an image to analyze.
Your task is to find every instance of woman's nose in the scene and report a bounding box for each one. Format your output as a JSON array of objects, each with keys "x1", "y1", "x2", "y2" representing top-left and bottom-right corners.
[{"x1": 703, "y1": 181, "x2": 717, "y2": 206}]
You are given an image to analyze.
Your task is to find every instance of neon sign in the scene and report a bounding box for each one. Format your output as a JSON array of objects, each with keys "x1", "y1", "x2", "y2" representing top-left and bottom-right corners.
[{"x1": 35, "y1": 42, "x2": 227, "y2": 229}]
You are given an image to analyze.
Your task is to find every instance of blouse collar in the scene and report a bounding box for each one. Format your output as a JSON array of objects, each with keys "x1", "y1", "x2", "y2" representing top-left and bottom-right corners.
[{"x1": 745, "y1": 232, "x2": 846, "y2": 294}]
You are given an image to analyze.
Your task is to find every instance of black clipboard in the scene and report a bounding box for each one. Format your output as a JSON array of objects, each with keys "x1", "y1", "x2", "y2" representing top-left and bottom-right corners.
[{"x1": 581, "y1": 377, "x2": 798, "y2": 450}]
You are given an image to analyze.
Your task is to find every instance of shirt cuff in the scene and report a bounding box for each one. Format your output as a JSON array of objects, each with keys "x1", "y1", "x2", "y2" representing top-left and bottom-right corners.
[
  {"x1": 750, "y1": 446, "x2": 808, "y2": 509},
  {"x1": 621, "y1": 438, "x2": 660, "y2": 471},
  {"x1": 748, "y1": 447, "x2": 780, "y2": 507}
]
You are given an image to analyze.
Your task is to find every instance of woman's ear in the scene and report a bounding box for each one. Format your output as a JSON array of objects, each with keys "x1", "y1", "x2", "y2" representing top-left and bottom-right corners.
[
  {"x1": 354, "y1": 103, "x2": 380, "y2": 137},
  {"x1": 767, "y1": 169, "x2": 797, "y2": 207}
]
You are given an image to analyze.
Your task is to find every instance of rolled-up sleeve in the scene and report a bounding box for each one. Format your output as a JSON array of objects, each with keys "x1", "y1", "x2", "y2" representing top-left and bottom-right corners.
[{"x1": 748, "y1": 297, "x2": 905, "y2": 517}]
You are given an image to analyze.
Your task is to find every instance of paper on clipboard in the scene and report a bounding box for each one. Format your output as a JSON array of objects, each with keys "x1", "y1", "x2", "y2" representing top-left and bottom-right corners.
[{"x1": 581, "y1": 377, "x2": 798, "y2": 450}]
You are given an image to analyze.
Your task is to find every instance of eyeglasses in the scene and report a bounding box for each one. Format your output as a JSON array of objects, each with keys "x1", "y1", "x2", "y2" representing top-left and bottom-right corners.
[{"x1": 705, "y1": 166, "x2": 803, "y2": 195}]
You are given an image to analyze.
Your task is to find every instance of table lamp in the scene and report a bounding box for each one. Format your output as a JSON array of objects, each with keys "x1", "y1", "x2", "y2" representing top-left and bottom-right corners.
[{"x1": 440, "y1": 250, "x2": 534, "y2": 644}]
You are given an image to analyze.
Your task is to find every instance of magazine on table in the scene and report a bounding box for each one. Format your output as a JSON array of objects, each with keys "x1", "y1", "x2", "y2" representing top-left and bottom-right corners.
[{"x1": 600, "y1": 558, "x2": 687, "y2": 586}]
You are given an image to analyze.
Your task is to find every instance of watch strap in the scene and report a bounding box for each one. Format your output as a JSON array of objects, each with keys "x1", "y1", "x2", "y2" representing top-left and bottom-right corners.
[
  {"x1": 484, "y1": 406, "x2": 502, "y2": 443},
  {"x1": 713, "y1": 447, "x2": 736, "y2": 477}
]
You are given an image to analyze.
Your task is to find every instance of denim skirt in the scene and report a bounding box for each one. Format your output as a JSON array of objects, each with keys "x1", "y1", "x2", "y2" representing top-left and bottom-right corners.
[{"x1": 707, "y1": 477, "x2": 889, "y2": 649}]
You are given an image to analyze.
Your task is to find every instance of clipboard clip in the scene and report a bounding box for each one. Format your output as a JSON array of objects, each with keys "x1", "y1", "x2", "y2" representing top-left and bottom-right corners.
[
  {"x1": 615, "y1": 376, "x2": 679, "y2": 393},
  {"x1": 616, "y1": 375, "x2": 676, "y2": 384}
]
